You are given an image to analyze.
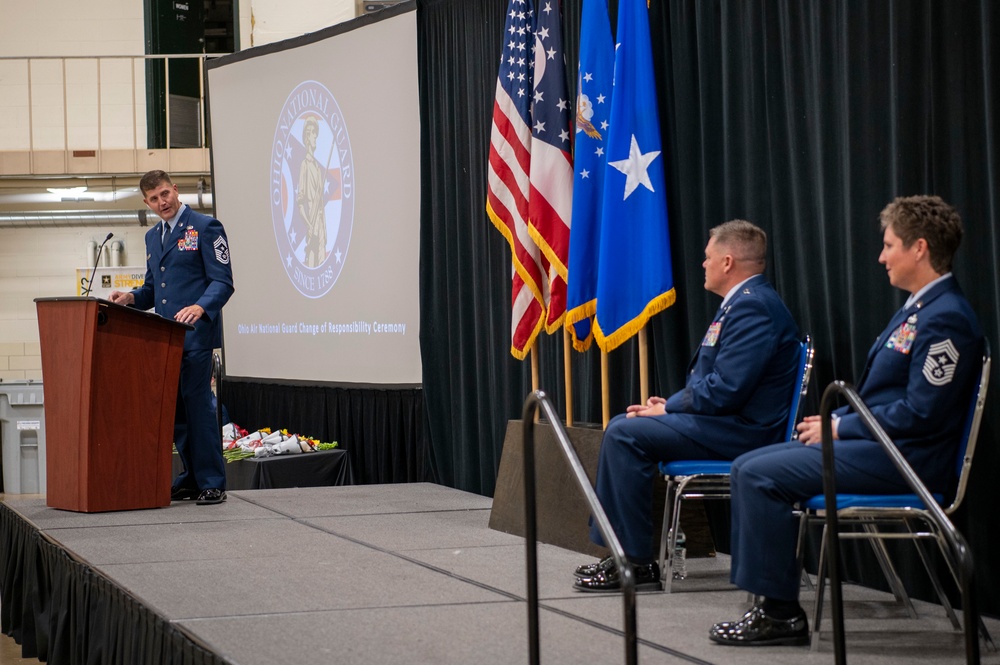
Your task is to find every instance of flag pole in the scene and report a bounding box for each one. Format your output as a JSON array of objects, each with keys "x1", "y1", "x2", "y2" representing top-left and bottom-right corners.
[
  {"x1": 601, "y1": 349, "x2": 610, "y2": 428},
  {"x1": 638, "y1": 327, "x2": 649, "y2": 404},
  {"x1": 530, "y1": 343, "x2": 540, "y2": 391},
  {"x1": 531, "y1": 344, "x2": 540, "y2": 423},
  {"x1": 563, "y1": 328, "x2": 573, "y2": 427}
]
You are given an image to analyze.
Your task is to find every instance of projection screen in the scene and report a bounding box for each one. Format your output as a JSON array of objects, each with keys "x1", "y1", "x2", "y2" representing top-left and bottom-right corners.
[{"x1": 206, "y1": 4, "x2": 421, "y2": 385}]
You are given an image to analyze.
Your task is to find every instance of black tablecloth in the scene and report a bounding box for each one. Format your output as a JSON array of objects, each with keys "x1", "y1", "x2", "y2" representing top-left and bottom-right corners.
[{"x1": 172, "y1": 449, "x2": 353, "y2": 490}]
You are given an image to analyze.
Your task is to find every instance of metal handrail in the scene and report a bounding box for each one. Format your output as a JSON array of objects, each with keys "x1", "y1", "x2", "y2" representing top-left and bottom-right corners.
[
  {"x1": 819, "y1": 380, "x2": 981, "y2": 665},
  {"x1": 521, "y1": 391, "x2": 637, "y2": 665}
]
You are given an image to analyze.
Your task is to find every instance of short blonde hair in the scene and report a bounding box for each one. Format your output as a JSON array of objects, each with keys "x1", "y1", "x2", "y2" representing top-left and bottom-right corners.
[{"x1": 710, "y1": 219, "x2": 766, "y2": 267}]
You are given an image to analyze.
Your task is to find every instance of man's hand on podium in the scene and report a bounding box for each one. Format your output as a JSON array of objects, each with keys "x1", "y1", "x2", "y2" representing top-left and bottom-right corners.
[
  {"x1": 108, "y1": 291, "x2": 134, "y2": 306},
  {"x1": 175, "y1": 304, "x2": 205, "y2": 325}
]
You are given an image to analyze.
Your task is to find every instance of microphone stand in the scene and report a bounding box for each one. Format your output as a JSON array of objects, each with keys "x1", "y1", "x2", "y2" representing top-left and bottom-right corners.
[{"x1": 83, "y1": 232, "x2": 114, "y2": 297}]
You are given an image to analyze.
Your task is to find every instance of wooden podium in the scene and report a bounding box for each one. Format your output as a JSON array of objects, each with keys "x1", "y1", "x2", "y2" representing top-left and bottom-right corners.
[{"x1": 35, "y1": 297, "x2": 191, "y2": 512}]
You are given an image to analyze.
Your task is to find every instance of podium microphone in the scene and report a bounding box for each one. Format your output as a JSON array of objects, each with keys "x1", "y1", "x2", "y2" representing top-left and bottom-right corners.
[{"x1": 83, "y1": 232, "x2": 114, "y2": 297}]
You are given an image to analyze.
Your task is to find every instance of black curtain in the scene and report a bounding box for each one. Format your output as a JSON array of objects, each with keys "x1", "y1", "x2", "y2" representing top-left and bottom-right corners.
[
  {"x1": 416, "y1": 0, "x2": 1000, "y2": 614},
  {"x1": 0, "y1": 504, "x2": 228, "y2": 663},
  {"x1": 223, "y1": 380, "x2": 430, "y2": 485}
]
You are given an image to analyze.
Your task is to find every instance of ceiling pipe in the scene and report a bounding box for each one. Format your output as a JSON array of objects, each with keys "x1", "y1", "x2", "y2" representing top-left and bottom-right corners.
[
  {"x1": 0, "y1": 210, "x2": 149, "y2": 228},
  {"x1": 0, "y1": 194, "x2": 213, "y2": 228}
]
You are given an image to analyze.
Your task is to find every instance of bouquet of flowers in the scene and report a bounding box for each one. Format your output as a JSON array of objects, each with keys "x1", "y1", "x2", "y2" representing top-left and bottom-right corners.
[
  {"x1": 223, "y1": 422, "x2": 249, "y2": 449},
  {"x1": 222, "y1": 426, "x2": 337, "y2": 462}
]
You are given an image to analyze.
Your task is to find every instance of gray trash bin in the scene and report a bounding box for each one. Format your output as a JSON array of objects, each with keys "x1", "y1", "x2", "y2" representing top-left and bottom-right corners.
[{"x1": 0, "y1": 380, "x2": 46, "y2": 494}]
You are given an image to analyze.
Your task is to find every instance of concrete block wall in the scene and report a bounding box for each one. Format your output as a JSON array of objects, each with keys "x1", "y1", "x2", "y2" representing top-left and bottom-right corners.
[
  {"x1": 0, "y1": 225, "x2": 149, "y2": 381},
  {"x1": 0, "y1": 342, "x2": 41, "y2": 382}
]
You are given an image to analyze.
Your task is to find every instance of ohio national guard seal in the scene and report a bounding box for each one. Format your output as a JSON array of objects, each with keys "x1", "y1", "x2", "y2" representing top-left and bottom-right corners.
[{"x1": 271, "y1": 80, "x2": 355, "y2": 298}]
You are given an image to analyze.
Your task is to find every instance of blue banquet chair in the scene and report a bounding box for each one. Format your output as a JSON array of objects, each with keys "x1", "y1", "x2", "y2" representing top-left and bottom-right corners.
[
  {"x1": 655, "y1": 335, "x2": 814, "y2": 592},
  {"x1": 801, "y1": 340, "x2": 994, "y2": 655}
]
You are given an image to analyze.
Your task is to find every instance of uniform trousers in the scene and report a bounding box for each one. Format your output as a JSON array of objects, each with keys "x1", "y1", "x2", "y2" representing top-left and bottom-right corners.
[
  {"x1": 729, "y1": 440, "x2": 911, "y2": 601},
  {"x1": 590, "y1": 413, "x2": 729, "y2": 561},
  {"x1": 172, "y1": 348, "x2": 226, "y2": 492}
]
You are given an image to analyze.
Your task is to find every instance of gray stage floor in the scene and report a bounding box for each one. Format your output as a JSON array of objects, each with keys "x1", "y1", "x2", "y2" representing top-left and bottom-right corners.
[{"x1": 3, "y1": 483, "x2": 998, "y2": 664}]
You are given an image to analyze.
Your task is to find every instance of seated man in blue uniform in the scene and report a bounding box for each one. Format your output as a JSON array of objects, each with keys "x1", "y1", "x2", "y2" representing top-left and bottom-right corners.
[
  {"x1": 574, "y1": 220, "x2": 800, "y2": 592},
  {"x1": 710, "y1": 195, "x2": 984, "y2": 646},
  {"x1": 109, "y1": 170, "x2": 235, "y2": 505}
]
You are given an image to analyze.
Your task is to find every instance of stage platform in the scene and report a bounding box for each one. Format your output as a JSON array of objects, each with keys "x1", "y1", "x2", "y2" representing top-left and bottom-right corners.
[{"x1": 1, "y1": 483, "x2": 997, "y2": 664}]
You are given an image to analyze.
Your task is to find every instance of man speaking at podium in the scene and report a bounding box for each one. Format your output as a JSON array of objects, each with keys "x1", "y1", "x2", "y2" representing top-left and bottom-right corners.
[{"x1": 109, "y1": 170, "x2": 235, "y2": 506}]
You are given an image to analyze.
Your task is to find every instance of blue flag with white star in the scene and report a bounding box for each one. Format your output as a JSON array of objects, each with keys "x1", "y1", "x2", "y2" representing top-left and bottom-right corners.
[
  {"x1": 565, "y1": 0, "x2": 614, "y2": 351},
  {"x1": 593, "y1": 0, "x2": 676, "y2": 352}
]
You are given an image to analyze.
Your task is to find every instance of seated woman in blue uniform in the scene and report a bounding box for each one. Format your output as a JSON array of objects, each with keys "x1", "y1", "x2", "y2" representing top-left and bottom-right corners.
[
  {"x1": 710, "y1": 195, "x2": 985, "y2": 646},
  {"x1": 573, "y1": 220, "x2": 800, "y2": 592}
]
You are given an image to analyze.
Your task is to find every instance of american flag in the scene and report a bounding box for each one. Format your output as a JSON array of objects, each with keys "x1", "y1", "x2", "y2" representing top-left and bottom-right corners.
[
  {"x1": 527, "y1": 0, "x2": 573, "y2": 332},
  {"x1": 486, "y1": 0, "x2": 549, "y2": 359}
]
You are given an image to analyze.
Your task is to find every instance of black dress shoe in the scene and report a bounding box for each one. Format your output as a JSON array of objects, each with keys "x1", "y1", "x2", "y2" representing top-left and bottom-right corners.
[
  {"x1": 709, "y1": 604, "x2": 808, "y2": 646},
  {"x1": 196, "y1": 488, "x2": 227, "y2": 505},
  {"x1": 170, "y1": 486, "x2": 199, "y2": 501},
  {"x1": 573, "y1": 561, "x2": 662, "y2": 593},
  {"x1": 574, "y1": 554, "x2": 614, "y2": 578}
]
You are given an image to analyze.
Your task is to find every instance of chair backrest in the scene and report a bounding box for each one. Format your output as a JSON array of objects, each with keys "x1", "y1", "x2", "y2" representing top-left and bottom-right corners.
[
  {"x1": 946, "y1": 338, "x2": 991, "y2": 514},
  {"x1": 784, "y1": 335, "x2": 815, "y2": 441}
]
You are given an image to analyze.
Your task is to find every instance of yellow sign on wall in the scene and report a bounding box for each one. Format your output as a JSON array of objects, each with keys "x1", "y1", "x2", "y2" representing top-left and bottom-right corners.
[{"x1": 75, "y1": 267, "x2": 146, "y2": 299}]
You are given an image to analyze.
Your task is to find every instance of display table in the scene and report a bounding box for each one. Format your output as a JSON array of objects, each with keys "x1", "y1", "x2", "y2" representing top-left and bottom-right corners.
[{"x1": 172, "y1": 449, "x2": 353, "y2": 490}]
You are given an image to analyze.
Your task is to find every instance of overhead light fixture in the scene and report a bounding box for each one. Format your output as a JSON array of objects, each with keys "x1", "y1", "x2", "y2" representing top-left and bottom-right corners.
[
  {"x1": 46, "y1": 185, "x2": 95, "y2": 202},
  {"x1": 46, "y1": 186, "x2": 89, "y2": 196}
]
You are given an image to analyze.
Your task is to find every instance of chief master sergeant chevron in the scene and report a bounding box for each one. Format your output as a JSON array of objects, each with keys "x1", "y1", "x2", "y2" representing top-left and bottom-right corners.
[{"x1": 109, "y1": 169, "x2": 235, "y2": 506}]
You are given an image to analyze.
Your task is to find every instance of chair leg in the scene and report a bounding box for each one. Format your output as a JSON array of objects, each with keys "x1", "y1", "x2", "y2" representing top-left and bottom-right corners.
[
  {"x1": 665, "y1": 495, "x2": 684, "y2": 593},
  {"x1": 795, "y1": 511, "x2": 814, "y2": 591},
  {"x1": 916, "y1": 520, "x2": 1000, "y2": 641},
  {"x1": 927, "y1": 528, "x2": 999, "y2": 650},
  {"x1": 919, "y1": 524, "x2": 993, "y2": 642},
  {"x1": 979, "y1": 616, "x2": 997, "y2": 652},
  {"x1": 814, "y1": 516, "x2": 993, "y2": 651},
  {"x1": 800, "y1": 567, "x2": 814, "y2": 591},
  {"x1": 810, "y1": 523, "x2": 831, "y2": 652},
  {"x1": 657, "y1": 479, "x2": 679, "y2": 592},
  {"x1": 908, "y1": 530, "x2": 960, "y2": 630},
  {"x1": 861, "y1": 522, "x2": 918, "y2": 619}
]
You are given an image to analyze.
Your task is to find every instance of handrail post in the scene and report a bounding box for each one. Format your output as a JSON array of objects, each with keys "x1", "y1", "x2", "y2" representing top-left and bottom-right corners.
[
  {"x1": 819, "y1": 380, "x2": 982, "y2": 665},
  {"x1": 819, "y1": 382, "x2": 848, "y2": 665},
  {"x1": 522, "y1": 390, "x2": 637, "y2": 665},
  {"x1": 523, "y1": 403, "x2": 540, "y2": 665}
]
